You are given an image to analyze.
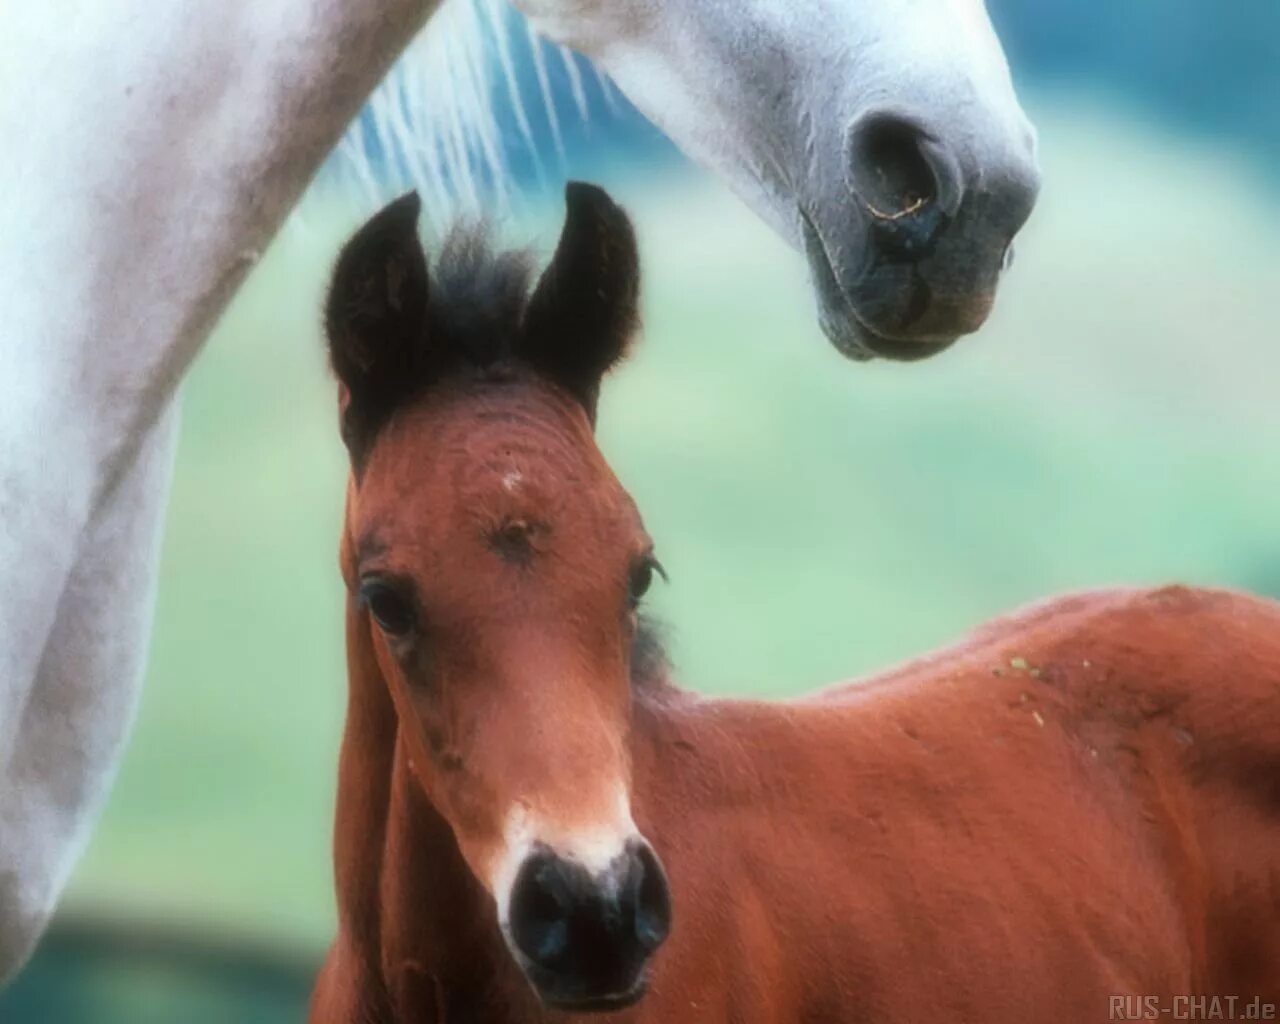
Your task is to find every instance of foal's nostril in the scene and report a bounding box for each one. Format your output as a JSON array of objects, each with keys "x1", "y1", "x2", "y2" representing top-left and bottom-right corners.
[
  {"x1": 509, "y1": 850, "x2": 577, "y2": 970},
  {"x1": 624, "y1": 840, "x2": 672, "y2": 952},
  {"x1": 507, "y1": 840, "x2": 671, "y2": 989}
]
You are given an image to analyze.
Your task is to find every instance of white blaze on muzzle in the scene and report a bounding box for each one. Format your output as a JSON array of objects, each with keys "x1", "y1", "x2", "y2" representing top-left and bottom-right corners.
[{"x1": 490, "y1": 786, "x2": 639, "y2": 921}]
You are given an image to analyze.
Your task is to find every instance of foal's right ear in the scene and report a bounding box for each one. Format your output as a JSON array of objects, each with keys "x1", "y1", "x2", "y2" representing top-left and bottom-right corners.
[{"x1": 325, "y1": 192, "x2": 429, "y2": 454}]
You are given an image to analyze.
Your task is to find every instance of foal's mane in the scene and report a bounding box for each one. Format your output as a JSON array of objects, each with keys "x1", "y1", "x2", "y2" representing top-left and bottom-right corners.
[{"x1": 631, "y1": 613, "x2": 672, "y2": 694}]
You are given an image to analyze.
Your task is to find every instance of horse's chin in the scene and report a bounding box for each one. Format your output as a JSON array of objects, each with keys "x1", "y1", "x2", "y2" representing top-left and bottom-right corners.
[
  {"x1": 817, "y1": 300, "x2": 962, "y2": 364},
  {"x1": 502, "y1": 927, "x2": 654, "y2": 1014},
  {"x1": 518, "y1": 960, "x2": 650, "y2": 1014},
  {"x1": 800, "y1": 211, "x2": 963, "y2": 363},
  {"x1": 539, "y1": 976, "x2": 649, "y2": 1013}
]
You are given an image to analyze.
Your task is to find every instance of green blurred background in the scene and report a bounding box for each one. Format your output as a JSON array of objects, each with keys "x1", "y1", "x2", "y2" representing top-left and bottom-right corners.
[{"x1": 6, "y1": 10, "x2": 1280, "y2": 1020}]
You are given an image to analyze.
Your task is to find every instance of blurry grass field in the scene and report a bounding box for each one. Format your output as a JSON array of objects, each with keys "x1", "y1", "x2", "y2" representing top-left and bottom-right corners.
[{"x1": 63, "y1": 101, "x2": 1280, "y2": 951}]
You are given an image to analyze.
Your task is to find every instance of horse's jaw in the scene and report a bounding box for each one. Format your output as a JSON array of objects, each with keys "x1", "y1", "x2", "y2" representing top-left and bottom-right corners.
[{"x1": 513, "y1": 0, "x2": 1041, "y2": 361}]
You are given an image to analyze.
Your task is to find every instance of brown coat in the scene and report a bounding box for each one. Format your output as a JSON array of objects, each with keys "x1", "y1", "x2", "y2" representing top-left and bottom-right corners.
[{"x1": 313, "y1": 584, "x2": 1280, "y2": 1022}]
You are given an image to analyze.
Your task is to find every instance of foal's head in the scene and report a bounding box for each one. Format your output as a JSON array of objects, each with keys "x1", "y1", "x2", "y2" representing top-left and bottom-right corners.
[{"x1": 327, "y1": 185, "x2": 670, "y2": 1011}]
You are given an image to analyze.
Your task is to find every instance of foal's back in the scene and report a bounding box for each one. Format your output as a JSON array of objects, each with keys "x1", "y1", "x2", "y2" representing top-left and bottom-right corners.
[{"x1": 628, "y1": 586, "x2": 1280, "y2": 1022}]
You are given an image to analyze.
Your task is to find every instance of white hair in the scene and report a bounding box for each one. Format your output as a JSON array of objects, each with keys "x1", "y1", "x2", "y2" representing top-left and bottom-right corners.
[{"x1": 330, "y1": 0, "x2": 618, "y2": 216}]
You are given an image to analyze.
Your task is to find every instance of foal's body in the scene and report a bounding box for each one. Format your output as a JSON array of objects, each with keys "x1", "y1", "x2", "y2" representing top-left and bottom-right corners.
[
  {"x1": 314, "y1": 189, "x2": 1278, "y2": 1021},
  {"x1": 322, "y1": 581, "x2": 1280, "y2": 1021}
]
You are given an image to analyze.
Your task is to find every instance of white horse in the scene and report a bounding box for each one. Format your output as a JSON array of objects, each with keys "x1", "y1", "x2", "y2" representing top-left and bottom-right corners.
[{"x1": 0, "y1": 0, "x2": 1038, "y2": 982}]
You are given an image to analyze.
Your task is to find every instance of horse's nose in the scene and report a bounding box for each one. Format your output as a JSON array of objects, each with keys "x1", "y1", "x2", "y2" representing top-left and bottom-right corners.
[
  {"x1": 847, "y1": 112, "x2": 962, "y2": 259},
  {"x1": 846, "y1": 109, "x2": 1040, "y2": 262},
  {"x1": 507, "y1": 838, "x2": 671, "y2": 1009},
  {"x1": 836, "y1": 108, "x2": 1038, "y2": 352}
]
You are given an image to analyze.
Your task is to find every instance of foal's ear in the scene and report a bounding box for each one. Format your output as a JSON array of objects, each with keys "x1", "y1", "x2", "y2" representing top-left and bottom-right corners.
[
  {"x1": 325, "y1": 192, "x2": 429, "y2": 455},
  {"x1": 520, "y1": 182, "x2": 640, "y2": 417}
]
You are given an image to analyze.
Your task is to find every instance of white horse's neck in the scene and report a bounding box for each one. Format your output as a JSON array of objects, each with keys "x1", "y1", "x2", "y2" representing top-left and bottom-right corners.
[{"x1": 3, "y1": 2, "x2": 431, "y2": 506}]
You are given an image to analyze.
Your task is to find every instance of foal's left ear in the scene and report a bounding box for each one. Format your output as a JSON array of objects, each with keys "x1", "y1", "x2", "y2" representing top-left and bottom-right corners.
[
  {"x1": 520, "y1": 182, "x2": 640, "y2": 418},
  {"x1": 325, "y1": 192, "x2": 430, "y2": 456}
]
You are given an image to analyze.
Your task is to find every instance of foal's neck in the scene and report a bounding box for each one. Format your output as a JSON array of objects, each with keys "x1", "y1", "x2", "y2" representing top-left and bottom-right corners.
[
  {"x1": 377, "y1": 735, "x2": 539, "y2": 1020},
  {"x1": 334, "y1": 610, "x2": 542, "y2": 1021}
]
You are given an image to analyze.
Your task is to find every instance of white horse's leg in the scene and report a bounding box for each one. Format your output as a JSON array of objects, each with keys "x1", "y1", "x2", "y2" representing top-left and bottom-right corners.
[
  {"x1": 0, "y1": 518, "x2": 85, "y2": 760},
  {"x1": 0, "y1": 407, "x2": 178, "y2": 982}
]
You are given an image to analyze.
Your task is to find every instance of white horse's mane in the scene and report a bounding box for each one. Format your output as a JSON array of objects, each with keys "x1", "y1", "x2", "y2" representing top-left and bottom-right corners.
[{"x1": 331, "y1": 0, "x2": 616, "y2": 215}]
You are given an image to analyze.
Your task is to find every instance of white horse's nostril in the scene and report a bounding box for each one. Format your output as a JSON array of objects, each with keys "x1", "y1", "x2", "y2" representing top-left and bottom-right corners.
[{"x1": 848, "y1": 113, "x2": 946, "y2": 220}]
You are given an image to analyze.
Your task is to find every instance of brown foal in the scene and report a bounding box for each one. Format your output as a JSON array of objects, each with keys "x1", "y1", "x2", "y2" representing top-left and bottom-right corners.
[{"x1": 311, "y1": 184, "x2": 1280, "y2": 1023}]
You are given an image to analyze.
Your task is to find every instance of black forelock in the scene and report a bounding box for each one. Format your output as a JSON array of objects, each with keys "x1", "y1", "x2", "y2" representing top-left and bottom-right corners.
[{"x1": 425, "y1": 225, "x2": 536, "y2": 372}]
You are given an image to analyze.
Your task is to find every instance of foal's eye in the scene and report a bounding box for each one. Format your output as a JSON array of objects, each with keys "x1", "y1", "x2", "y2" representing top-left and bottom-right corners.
[
  {"x1": 359, "y1": 579, "x2": 416, "y2": 637},
  {"x1": 628, "y1": 556, "x2": 666, "y2": 608}
]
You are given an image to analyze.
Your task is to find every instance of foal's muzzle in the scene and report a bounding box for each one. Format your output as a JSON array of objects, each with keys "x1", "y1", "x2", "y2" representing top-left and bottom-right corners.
[{"x1": 506, "y1": 838, "x2": 671, "y2": 1011}]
